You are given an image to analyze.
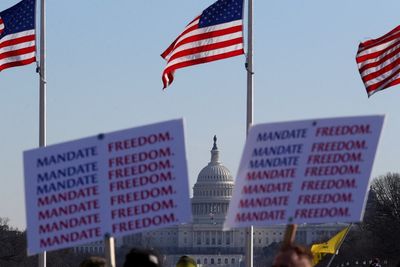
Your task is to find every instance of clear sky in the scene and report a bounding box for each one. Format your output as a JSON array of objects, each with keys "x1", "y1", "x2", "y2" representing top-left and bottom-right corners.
[{"x1": 1, "y1": 0, "x2": 400, "y2": 230}]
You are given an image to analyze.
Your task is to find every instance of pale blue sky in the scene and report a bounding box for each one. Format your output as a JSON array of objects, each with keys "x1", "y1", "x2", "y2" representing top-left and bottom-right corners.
[{"x1": 1, "y1": 0, "x2": 400, "y2": 229}]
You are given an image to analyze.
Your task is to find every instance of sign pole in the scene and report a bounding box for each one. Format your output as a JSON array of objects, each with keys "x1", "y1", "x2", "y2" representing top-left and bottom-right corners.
[
  {"x1": 104, "y1": 234, "x2": 116, "y2": 267},
  {"x1": 38, "y1": 252, "x2": 46, "y2": 267},
  {"x1": 38, "y1": 0, "x2": 46, "y2": 266},
  {"x1": 282, "y1": 224, "x2": 297, "y2": 247},
  {"x1": 245, "y1": 0, "x2": 254, "y2": 267}
]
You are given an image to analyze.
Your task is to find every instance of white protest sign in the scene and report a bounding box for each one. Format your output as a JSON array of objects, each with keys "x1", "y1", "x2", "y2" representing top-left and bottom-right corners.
[
  {"x1": 104, "y1": 121, "x2": 191, "y2": 237},
  {"x1": 224, "y1": 115, "x2": 384, "y2": 229},
  {"x1": 24, "y1": 137, "x2": 104, "y2": 255},
  {"x1": 24, "y1": 119, "x2": 191, "y2": 255}
]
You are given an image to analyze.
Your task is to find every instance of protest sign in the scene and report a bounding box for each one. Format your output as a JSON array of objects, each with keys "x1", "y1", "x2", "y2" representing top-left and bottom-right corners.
[
  {"x1": 104, "y1": 121, "x2": 191, "y2": 237},
  {"x1": 24, "y1": 119, "x2": 191, "y2": 255},
  {"x1": 224, "y1": 115, "x2": 384, "y2": 229}
]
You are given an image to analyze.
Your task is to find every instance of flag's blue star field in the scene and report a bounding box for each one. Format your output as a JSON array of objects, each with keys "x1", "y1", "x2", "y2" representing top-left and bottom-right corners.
[{"x1": 199, "y1": 0, "x2": 243, "y2": 28}]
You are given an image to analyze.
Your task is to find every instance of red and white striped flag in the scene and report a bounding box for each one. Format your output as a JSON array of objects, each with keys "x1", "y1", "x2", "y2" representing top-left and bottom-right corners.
[
  {"x1": 0, "y1": 0, "x2": 36, "y2": 72},
  {"x1": 356, "y1": 25, "x2": 400, "y2": 97},
  {"x1": 161, "y1": 0, "x2": 244, "y2": 89}
]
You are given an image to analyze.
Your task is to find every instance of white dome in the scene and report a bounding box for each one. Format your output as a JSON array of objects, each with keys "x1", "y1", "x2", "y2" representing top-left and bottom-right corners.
[
  {"x1": 191, "y1": 136, "x2": 234, "y2": 224},
  {"x1": 196, "y1": 136, "x2": 234, "y2": 183},
  {"x1": 197, "y1": 163, "x2": 233, "y2": 183}
]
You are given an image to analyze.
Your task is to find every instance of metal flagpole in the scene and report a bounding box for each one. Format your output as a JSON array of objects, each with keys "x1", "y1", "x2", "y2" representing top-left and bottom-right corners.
[
  {"x1": 246, "y1": 0, "x2": 253, "y2": 134},
  {"x1": 245, "y1": 0, "x2": 254, "y2": 267},
  {"x1": 38, "y1": 0, "x2": 46, "y2": 266}
]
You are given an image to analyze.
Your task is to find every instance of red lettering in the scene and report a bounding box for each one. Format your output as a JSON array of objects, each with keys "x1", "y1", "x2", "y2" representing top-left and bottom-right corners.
[
  {"x1": 107, "y1": 132, "x2": 171, "y2": 152},
  {"x1": 294, "y1": 207, "x2": 350, "y2": 219},
  {"x1": 315, "y1": 124, "x2": 371, "y2": 137},
  {"x1": 112, "y1": 213, "x2": 177, "y2": 233},
  {"x1": 39, "y1": 227, "x2": 101, "y2": 248}
]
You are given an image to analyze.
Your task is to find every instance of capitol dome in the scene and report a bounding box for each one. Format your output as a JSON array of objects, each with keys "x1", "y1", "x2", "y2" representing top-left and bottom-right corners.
[{"x1": 191, "y1": 136, "x2": 235, "y2": 224}]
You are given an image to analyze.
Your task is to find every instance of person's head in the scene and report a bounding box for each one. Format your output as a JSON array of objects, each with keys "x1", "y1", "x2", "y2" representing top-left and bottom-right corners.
[
  {"x1": 372, "y1": 258, "x2": 380, "y2": 264},
  {"x1": 79, "y1": 256, "x2": 106, "y2": 267},
  {"x1": 176, "y1": 255, "x2": 197, "y2": 267},
  {"x1": 123, "y1": 248, "x2": 161, "y2": 267},
  {"x1": 272, "y1": 244, "x2": 313, "y2": 267}
]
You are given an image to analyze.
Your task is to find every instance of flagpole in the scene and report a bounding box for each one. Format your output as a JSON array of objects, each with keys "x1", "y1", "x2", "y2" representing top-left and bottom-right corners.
[
  {"x1": 246, "y1": 1, "x2": 253, "y2": 133},
  {"x1": 245, "y1": 0, "x2": 254, "y2": 267},
  {"x1": 325, "y1": 224, "x2": 352, "y2": 267},
  {"x1": 38, "y1": 0, "x2": 46, "y2": 266}
]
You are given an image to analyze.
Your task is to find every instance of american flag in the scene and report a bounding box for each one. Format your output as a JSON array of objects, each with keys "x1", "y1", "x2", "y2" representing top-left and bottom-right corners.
[
  {"x1": 356, "y1": 25, "x2": 400, "y2": 97},
  {"x1": 161, "y1": 0, "x2": 244, "y2": 89},
  {"x1": 0, "y1": 0, "x2": 36, "y2": 72}
]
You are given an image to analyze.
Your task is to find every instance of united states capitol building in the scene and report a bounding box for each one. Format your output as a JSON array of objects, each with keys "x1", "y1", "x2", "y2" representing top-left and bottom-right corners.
[{"x1": 76, "y1": 137, "x2": 344, "y2": 266}]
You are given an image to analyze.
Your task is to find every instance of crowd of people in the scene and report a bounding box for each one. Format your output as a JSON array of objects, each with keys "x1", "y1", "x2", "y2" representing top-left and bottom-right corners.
[
  {"x1": 78, "y1": 243, "x2": 314, "y2": 267},
  {"x1": 78, "y1": 244, "x2": 400, "y2": 267}
]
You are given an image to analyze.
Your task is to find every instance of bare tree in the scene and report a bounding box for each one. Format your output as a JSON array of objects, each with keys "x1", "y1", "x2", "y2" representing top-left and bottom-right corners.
[
  {"x1": 365, "y1": 173, "x2": 400, "y2": 260},
  {"x1": 324, "y1": 173, "x2": 400, "y2": 266},
  {"x1": 0, "y1": 217, "x2": 27, "y2": 265},
  {"x1": 371, "y1": 173, "x2": 400, "y2": 221}
]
